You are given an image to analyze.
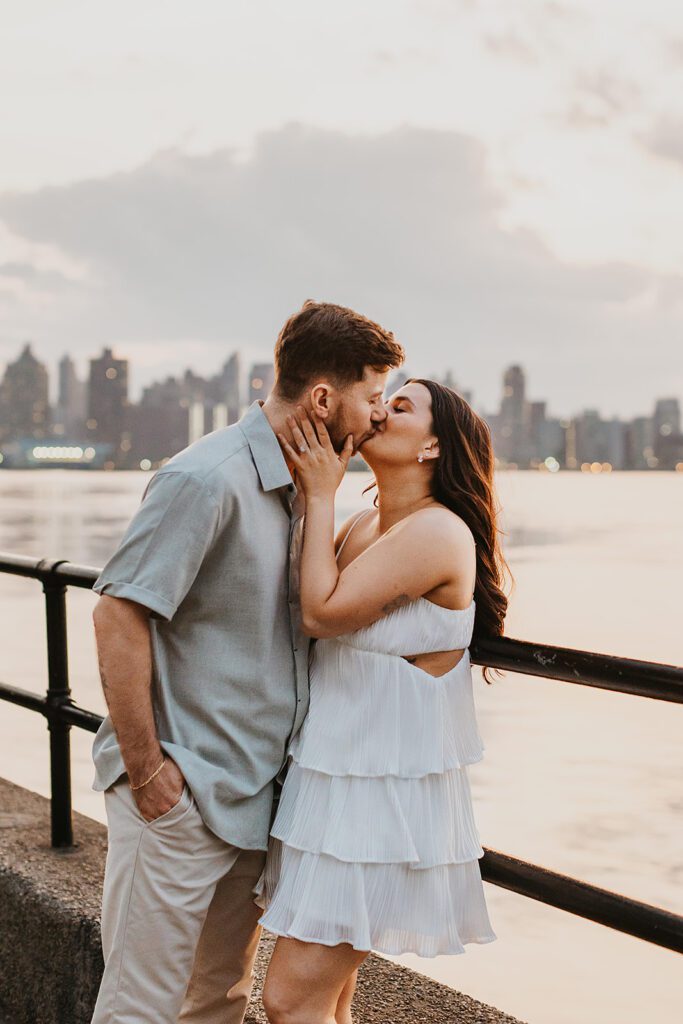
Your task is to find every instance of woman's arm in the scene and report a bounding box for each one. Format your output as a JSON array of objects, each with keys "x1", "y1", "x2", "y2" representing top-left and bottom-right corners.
[
  {"x1": 301, "y1": 501, "x2": 472, "y2": 637},
  {"x1": 279, "y1": 410, "x2": 474, "y2": 639}
]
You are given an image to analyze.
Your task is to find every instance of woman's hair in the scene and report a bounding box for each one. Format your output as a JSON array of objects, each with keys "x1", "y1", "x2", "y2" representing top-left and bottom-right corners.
[
  {"x1": 365, "y1": 378, "x2": 512, "y2": 684},
  {"x1": 274, "y1": 300, "x2": 405, "y2": 400}
]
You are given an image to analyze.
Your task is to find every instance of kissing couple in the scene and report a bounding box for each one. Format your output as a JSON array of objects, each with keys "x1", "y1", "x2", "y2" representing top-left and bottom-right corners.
[{"x1": 90, "y1": 299, "x2": 508, "y2": 1024}]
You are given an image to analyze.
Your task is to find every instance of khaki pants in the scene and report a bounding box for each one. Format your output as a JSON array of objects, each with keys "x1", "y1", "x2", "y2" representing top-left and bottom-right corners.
[{"x1": 92, "y1": 780, "x2": 266, "y2": 1024}]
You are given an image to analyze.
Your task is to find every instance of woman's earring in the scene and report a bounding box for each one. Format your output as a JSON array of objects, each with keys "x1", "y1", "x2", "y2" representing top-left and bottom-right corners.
[{"x1": 417, "y1": 455, "x2": 424, "y2": 463}]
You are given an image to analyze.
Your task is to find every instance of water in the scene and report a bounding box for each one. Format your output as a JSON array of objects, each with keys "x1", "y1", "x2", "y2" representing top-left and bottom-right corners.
[{"x1": 0, "y1": 469, "x2": 681, "y2": 1024}]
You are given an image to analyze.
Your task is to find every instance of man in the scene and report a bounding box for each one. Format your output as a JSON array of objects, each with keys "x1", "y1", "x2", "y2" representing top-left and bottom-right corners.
[{"x1": 90, "y1": 300, "x2": 405, "y2": 1023}]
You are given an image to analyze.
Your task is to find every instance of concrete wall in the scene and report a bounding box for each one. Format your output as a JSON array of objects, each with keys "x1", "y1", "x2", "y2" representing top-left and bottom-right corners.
[{"x1": 0, "y1": 778, "x2": 525, "y2": 1024}]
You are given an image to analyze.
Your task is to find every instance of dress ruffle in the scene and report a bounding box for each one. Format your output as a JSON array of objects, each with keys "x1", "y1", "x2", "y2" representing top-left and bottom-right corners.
[
  {"x1": 289, "y1": 644, "x2": 485, "y2": 776},
  {"x1": 255, "y1": 595, "x2": 496, "y2": 957},
  {"x1": 271, "y1": 761, "x2": 484, "y2": 867},
  {"x1": 255, "y1": 843, "x2": 496, "y2": 957}
]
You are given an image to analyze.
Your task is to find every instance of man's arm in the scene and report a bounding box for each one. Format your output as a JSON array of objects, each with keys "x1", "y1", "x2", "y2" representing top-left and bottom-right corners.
[{"x1": 93, "y1": 594, "x2": 184, "y2": 821}]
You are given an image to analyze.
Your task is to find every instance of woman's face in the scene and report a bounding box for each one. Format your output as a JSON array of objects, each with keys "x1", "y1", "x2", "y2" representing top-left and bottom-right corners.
[{"x1": 360, "y1": 381, "x2": 438, "y2": 467}]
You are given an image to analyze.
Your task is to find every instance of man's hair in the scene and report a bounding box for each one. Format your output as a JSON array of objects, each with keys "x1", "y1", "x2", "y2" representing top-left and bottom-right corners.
[{"x1": 273, "y1": 300, "x2": 405, "y2": 400}]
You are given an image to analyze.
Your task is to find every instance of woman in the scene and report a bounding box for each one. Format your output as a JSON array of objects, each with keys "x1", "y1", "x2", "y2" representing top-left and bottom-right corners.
[{"x1": 255, "y1": 379, "x2": 509, "y2": 1024}]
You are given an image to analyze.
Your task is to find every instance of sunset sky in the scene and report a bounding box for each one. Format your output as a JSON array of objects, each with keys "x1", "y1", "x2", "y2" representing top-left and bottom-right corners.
[{"x1": 1, "y1": 0, "x2": 682, "y2": 416}]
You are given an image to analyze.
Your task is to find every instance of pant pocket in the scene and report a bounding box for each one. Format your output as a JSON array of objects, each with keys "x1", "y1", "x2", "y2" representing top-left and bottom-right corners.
[{"x1": 146, "y1": 784, "x2": 194, "y2": 828}]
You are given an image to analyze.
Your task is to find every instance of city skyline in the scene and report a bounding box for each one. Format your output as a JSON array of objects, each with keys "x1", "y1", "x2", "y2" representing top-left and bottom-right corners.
[
  {"x1": 0, "y1": 340, "x2": 680, "y2": 472},
  {"x1": 0, "y1": 338, "x2": 679, "y2": 426}
]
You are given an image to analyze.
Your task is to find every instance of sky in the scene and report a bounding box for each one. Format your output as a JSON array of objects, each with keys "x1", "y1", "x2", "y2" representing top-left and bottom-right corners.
[{"x1": 1, "y1": 0, "x2": 682, "y2": 417}]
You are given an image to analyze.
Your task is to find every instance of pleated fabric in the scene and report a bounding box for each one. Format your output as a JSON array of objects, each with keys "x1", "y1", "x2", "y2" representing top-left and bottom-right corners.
[{"x1": 254, "y1": 596, "x2": 497, "y2": 957}]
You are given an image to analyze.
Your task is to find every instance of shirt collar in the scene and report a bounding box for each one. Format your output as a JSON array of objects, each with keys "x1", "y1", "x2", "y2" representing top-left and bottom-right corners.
[{"x1": 239, "y1": 400, "x2": 295, "y2": 493}]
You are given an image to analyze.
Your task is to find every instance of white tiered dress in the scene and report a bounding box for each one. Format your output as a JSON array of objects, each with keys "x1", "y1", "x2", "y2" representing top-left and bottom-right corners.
[{"x1": 254, "y1": 524, "x2": 497, "y2": 957}]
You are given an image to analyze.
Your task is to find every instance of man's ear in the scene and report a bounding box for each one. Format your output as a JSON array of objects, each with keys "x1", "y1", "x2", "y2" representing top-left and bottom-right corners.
[{"x1": 309, "y1": 383, "x2": 335, "y2": 419}]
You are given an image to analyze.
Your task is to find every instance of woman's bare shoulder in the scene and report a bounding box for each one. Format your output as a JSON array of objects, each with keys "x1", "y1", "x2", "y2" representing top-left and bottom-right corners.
[
  {"x1": 388, "y1": 504, "x2": 475, "y2": 549},
  {"x1": 334, "y1": 508, "x2": 375, "y2": 552}
]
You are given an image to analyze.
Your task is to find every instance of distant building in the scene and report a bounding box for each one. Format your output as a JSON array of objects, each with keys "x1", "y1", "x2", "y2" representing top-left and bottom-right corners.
[
  {"x1": 624, "y1": 416, "x2": 655, "y2": 469},
  {"x1": 0, "y1": 342, "x2": 50, "y2": 442},
  {"x1": 526, "y1": 402, "x2": 566, "y2": 466},
  {"x1": 125, "y1": 352, "x2": 243, "y2": 466},
  {"x1": 651, "y1": 398, "x2": 682, "y2": 469},
  {"x1": 605, "y1": 418, "x2": 626, "y2": 469},
  {"x1": 652, "y1": 398, "x2": 680, "y2": 465},
  {"x1": 571, "y1": 409, "x2": 597, "y2": 467},
  {"x1": 655, "y1": 430, "x2": 683, "y2": 470},
  {"x1": 527, "y1": 400, "x2": 546, "y2": 463},
  {"x1": 495, "y1": 365, "x2": 529, "y2": 465},
  {"x1": 248, "y1": 362, "x2": 275, "y2": 405},
  {"x1": 87, "y1": 348, "x2": 129, "y2": 456},
  {"x1": 568, "y1": 412, "x2": 626, "y2": 470},
  {"x1": 127, "y1": 376, "x2": 192, "y2": 467},
  {"x1": 653, "y1": 398, "x2": 681, "y2": 438},
  {"x1": 209, "y1": 353, "x2": 242, "y2": 423},
  {"x1": 54, "y1": 354, "x2": 87, "y2": 438}
]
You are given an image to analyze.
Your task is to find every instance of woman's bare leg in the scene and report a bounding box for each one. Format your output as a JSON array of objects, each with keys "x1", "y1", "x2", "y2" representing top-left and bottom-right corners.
[
  {"x1": 334, "y1": 968, "x2": 359, "y2": 1024},
  {"x1": 262, "y1": 937, "x2": 367, "y2": 1024}
]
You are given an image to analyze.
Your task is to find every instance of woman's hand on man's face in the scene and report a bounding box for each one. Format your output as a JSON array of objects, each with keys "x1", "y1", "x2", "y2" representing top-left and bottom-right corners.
[{"x1": 277, "y1": 406, "x2": 353, "y2": 498}]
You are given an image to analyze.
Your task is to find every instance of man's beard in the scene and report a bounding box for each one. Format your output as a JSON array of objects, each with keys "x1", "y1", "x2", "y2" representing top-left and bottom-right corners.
[
  {"x1": 327, "y1": 414, "x2": 375, "y2": 455},
  {"x1": 326, "y1": 413, "x2": 350, "y2": 454}
]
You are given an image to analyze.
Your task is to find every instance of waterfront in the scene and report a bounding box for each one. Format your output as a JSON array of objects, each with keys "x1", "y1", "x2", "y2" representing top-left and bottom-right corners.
[{"x1": 0, "y1": 469, "x2": 681, "y2": 1023}]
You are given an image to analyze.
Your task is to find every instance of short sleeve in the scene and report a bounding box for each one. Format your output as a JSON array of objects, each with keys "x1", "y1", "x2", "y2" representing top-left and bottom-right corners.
[{"x1": 92, "y1": 471, "x2": 223, "y2": 621}]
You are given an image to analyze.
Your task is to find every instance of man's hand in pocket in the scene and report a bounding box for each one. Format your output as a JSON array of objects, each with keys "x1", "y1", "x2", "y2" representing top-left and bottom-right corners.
[{"x1": 132, "y1": 756, "x2": 186, "y2": 822}]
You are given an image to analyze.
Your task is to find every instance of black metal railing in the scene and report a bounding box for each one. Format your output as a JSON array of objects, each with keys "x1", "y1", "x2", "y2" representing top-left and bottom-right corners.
[{"x1": 1, "y1": 551, "x2": 682, "y2": 956}]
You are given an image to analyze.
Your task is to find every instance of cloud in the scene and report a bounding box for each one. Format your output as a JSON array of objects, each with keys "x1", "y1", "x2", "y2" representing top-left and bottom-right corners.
[
  {"x1": 666, "y1": 36, "x2": 683, "y2": 65},
  {"x1": 0, "y1": 123, "x2": 680, "y2": 416},
  {"x1": 0, "y1": 261, "x2": 78, "y2": 288},
  {"x1": 560, "y1": 69, "x2": 641, "y2": 130},
  {"x1": 369, "y1": 48, "x2": 435, "y2": 72},
  {"x1": 483, "y1": 30, "x2": 539, "y2": 64},
  {"x1": 577, "y1": 70, "x2": 640, "y2": 115},
  {"x1": 638, "y1": 115, "x2": 683, "y2": 168}
]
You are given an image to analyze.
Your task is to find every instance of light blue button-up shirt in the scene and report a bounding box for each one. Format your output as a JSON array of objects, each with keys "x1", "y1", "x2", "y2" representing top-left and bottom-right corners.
[{"x1": 91, "y1": 401, "x2": 310, "y2": 849}]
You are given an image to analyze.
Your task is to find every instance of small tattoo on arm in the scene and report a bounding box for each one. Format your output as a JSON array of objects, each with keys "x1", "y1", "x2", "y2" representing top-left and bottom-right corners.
[
  {"x1": 97, "y1": 654, "x2": 111, "y2": 698},
  {"x1": 382, "y1": 593, "x2": 411, "y2": 614}
]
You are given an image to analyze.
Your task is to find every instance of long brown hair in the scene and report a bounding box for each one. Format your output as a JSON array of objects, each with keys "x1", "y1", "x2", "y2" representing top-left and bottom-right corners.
[{"x1": 365, "y1": 378, "x2": 512, "y2": 684}]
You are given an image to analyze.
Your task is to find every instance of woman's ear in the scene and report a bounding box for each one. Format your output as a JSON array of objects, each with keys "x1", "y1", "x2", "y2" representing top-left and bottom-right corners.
[{"x1": 424, "y1": 438, "x2": 440, "y2": 460}]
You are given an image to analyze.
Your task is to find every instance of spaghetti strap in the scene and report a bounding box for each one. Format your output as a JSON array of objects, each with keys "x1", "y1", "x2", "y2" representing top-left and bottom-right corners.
[{"x1": 336, "y1": 508, "x2": 373, "y2": 560}]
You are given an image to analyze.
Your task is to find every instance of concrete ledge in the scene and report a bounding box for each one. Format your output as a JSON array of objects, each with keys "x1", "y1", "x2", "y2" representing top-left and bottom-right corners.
[{"x1": 0, "y1": 778, "x2": 525, "y2": 1023}]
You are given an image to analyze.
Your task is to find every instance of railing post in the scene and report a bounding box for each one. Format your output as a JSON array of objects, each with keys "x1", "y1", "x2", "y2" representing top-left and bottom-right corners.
[{"x1": 40, "y1": 560, "x2": 74, "y2": 848}]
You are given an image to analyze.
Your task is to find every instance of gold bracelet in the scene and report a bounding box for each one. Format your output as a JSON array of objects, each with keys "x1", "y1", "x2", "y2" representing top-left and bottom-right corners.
[{"x1": 130, "y1": 758, "x2": 166, "y2": 791}]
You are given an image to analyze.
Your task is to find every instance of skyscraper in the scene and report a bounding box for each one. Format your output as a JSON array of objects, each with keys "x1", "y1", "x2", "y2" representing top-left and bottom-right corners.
[
  {"x1": 87, "y1": 348, "x2": 129, "y2": 451},
  {"x1": 653, "y1": 398, "x2": 682, "y2": 469},
  {"x1": 214, "y1": 353, "x2": 242, "y2": 423},
  {"x1": 55, "y1": 354, "x2": 87, "y2": 437},
  {"x1": 0, "y1": 342, "x2": 50, "y2": 442},
  {"x1": 653, "y1": 398, "x2": 680, "y2": 441},
  {"x1": 497, "y1": 365, "x2": 528, "y2": 464},
  {"x1": 624, "y1": 416, "x2": 655, "y2": 469}
]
